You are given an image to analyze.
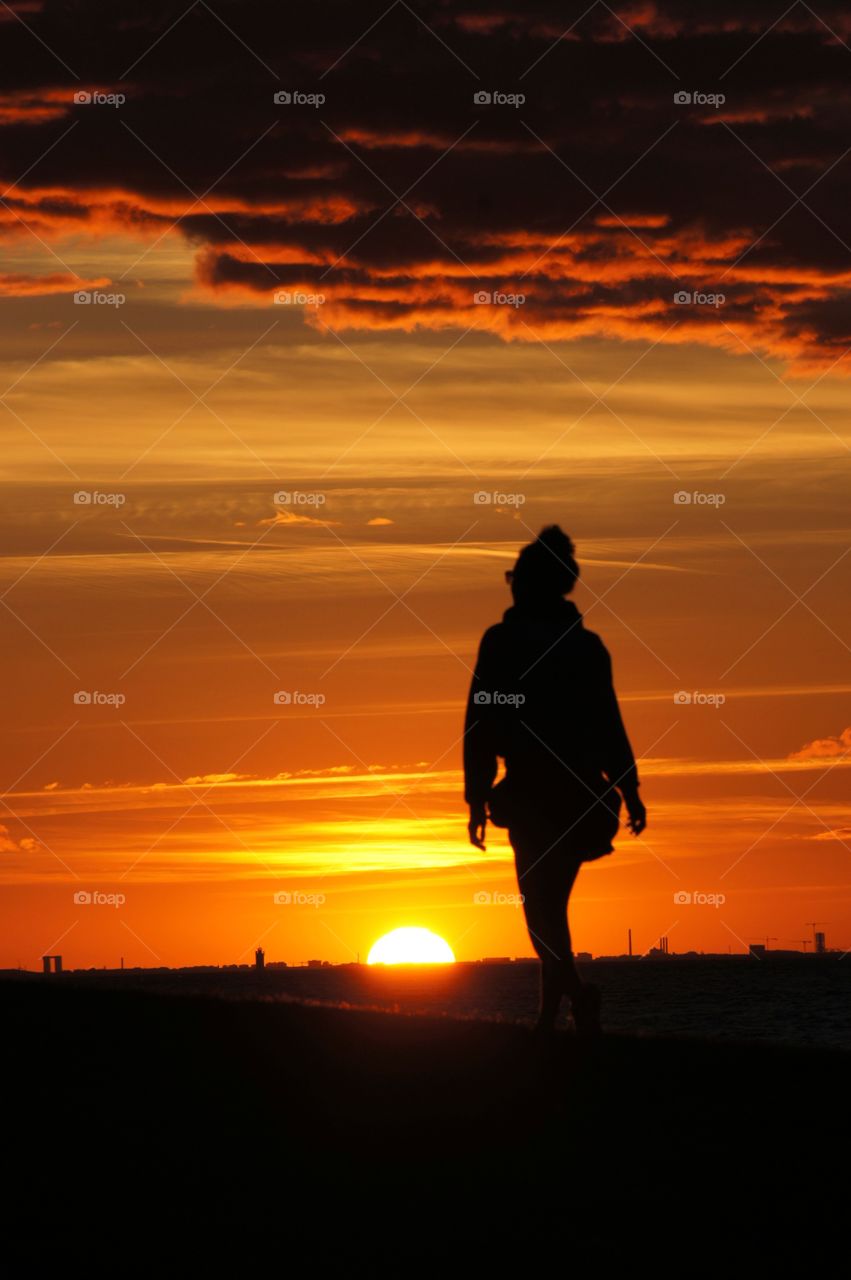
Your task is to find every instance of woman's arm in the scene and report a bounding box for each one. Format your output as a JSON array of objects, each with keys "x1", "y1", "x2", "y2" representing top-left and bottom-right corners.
[
  {"x1": 596, "y1": 638, "x2": 647, "y2": 835},
  {"x1": 463, "y1": 628, "x2": 500, "y2": 848}
]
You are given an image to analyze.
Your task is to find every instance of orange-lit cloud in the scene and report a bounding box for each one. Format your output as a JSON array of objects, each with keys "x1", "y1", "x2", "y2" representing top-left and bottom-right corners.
[
  {"x1": 258, "y1": 509, "x2": 342, "y2": 528},
  {"x1": 1, "y1": 3, "x2": 850, "y2": 371},
  {"x1": 790, "y1": 727, "x2": 851, "y2": 760},
  {"x1": 0, "y1": 824, "x2": 39, "y2": 853},
  {"x1": 0, "y1": 270, "x2": 109, "y2": 296}
]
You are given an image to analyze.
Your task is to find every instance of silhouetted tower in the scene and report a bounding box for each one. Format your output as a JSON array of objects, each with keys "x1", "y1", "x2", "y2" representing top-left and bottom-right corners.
[
  {"x1": 628, "y1": 928, "x2": 633, "y2": 958},
  {"x1": 42, "y1": 955, "x2": 62, "y2": 974},
  {"x1": 815, "y1": 931, "x2": 826, "y2": 954},
  {"x1": 255, "y1": 947, "x2": 265, "y2": 971}
]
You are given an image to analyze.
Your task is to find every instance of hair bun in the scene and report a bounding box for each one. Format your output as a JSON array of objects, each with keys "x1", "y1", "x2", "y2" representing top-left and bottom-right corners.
[
  {"x1": 512, "y1": 524, "x2": 579, "y2": 598},
  {"x1": 535, "y1": 525, "x2": 575, "y2": 558}
]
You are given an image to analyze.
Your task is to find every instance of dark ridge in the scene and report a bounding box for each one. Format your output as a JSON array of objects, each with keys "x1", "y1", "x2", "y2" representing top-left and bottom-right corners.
[{"x1": 4, "y1": 977, "x2": 847, "y2": 1263}]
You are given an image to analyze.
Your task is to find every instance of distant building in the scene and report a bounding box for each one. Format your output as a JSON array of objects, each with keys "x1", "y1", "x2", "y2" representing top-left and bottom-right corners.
[
  {"x1": 306, "y1": 959, "x2": 324, "y2": 968},
  {"x1": 255, "y1": 947, "x2": 265, "y2": 971},
  {"x1": 815, "y1": 932, "x2": 826, "y2": 954},
  {"x1": 480, "y1": 957, "x2": 511, "y2": 964},
  {"x1": 749, "y1": 944, "x2": 767, "y2": 959},
  {"x1": 576, "y1": 952, "x2": 593, "y2": 962},
  {"x1": 42, "y1": 955, "x2": 62, "y2": 974}
]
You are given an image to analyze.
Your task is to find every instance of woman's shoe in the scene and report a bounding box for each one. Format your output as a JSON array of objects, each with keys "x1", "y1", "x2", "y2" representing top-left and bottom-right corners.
[{"x1": 571, "y1": 981, "x2": 602, "y2": 1037}]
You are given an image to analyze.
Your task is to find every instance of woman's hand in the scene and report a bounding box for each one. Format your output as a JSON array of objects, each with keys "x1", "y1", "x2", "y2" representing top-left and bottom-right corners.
[
  {"x1": 623, "y1": 790, "x2": 647, "y2": 836},
  {"x1": 468, "y1": 801, "x2": 487, "y2": 850}
]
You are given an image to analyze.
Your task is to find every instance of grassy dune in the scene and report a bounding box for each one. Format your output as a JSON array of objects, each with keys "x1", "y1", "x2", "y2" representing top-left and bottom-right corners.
[{"x1": 4, "y1": 975, "x2": 847, "y2": 1262}]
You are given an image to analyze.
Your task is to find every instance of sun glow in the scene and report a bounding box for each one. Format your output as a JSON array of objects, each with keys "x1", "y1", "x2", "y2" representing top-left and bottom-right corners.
[{"x1": 367, "y1": 927, "x2": 455, "y2": 965}]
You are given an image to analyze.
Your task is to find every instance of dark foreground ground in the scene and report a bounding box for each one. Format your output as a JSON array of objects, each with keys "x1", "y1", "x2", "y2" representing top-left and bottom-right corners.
[{"x1": 4, "y1": 975, "x2": 848, "y2": 1265}]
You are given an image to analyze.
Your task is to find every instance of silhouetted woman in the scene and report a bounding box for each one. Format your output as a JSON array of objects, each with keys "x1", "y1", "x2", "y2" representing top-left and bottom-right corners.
[{"x1": 464, "y1": 526, "x2": 646, "y2": 1035}]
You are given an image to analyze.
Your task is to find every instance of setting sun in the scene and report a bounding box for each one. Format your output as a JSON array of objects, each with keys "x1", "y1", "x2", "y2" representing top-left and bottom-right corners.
[{"x1": 367, "y1": 927, "x2": 456, "y2": 966}]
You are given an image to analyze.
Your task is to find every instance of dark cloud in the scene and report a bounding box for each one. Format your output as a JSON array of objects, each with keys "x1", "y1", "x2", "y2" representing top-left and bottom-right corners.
[{"x1": 1, "y1": 1, "x2": 851, "y2": 368}]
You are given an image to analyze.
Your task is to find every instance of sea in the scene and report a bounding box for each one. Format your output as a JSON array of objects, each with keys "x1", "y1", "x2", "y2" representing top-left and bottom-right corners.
[{"x1": 43, "y1": 954, "x2": 851, "y2": 1051}]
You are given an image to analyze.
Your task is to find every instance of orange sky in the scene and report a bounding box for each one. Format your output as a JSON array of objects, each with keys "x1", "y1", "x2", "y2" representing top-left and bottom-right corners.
[
  {"x1": 2, "y1": 1, "x2": 850, "y2": 968},
  {"x1": 2, "y1": 267, "x2": 849, "y2": 966}
]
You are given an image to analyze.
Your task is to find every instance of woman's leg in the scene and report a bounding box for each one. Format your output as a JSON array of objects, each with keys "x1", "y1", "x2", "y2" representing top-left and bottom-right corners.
[{"x1": 511, "y1": 825, "x2": 584, "y2": 1028}]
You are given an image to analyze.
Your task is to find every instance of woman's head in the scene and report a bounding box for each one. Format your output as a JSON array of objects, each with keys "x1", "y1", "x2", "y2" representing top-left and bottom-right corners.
[{"x1": 507, "y1": 525, "x2": 579, "y2": 604}]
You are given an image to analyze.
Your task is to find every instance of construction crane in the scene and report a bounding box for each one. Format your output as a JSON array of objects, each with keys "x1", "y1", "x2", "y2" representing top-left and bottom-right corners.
[{"x1": 805, "y1": 922, "x2": 826, "y2": 949}]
